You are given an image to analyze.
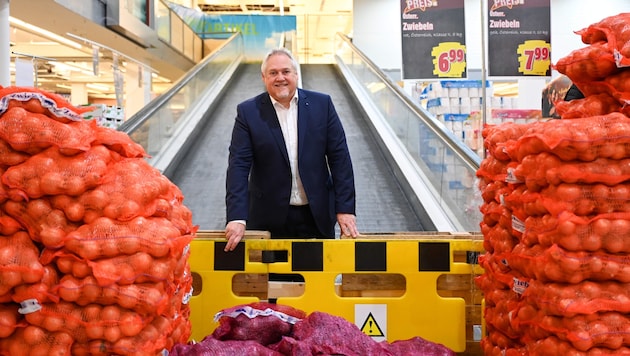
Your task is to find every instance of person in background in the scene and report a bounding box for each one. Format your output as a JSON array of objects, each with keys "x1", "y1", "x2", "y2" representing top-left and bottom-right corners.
[
  {"x1": 224, "y1": 47, "x2": 359, "y2": 252},
  {"x1": 564, "y1": 83, "x2": 585, "y2": 101}
]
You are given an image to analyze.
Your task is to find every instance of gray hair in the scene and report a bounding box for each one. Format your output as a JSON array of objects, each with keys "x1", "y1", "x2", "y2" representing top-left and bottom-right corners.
[{"x1": 261, "y1": 48, "x2": 298, "y2": 74}]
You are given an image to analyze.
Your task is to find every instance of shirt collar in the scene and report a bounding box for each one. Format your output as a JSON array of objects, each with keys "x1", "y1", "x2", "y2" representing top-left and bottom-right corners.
[{"x1": 270, "y1": 91, "x2": 299, "y2": 108}]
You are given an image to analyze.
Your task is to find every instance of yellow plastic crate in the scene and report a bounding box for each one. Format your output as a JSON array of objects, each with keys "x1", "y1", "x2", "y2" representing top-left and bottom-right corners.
[{"x1": 188, "y1": 231, "x2": 484, "y2": 355}]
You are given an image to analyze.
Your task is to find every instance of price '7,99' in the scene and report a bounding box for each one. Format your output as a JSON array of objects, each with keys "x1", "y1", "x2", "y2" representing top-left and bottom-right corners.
[{"x1": 517, "y1": 40, "x2": 551, "y2": 76}]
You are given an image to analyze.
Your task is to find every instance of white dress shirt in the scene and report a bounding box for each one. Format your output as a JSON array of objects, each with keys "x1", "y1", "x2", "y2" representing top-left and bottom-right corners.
[{"x1": 271, "y1": 93, "x2": 309, "y2": 206}]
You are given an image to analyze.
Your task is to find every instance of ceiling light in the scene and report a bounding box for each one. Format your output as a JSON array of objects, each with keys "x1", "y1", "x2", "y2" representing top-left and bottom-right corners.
[
  {"x1": 52, "y1": 62, "x2": 94, "y2": 76},
  {"x1": 86, "y1": 83, "x2": 110, "y2": 91},
  {"x1": 9, "y1": 17, "x2": 83, "y2": 50}
]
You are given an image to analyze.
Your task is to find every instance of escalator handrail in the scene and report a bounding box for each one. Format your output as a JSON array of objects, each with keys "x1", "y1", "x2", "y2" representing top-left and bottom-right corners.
[
  {"x1": 118, "y1": 32, "x2": 243, "y2": 134},
  {"x1": 334, "y1": 32, "x2": 481, "y2": 172}
]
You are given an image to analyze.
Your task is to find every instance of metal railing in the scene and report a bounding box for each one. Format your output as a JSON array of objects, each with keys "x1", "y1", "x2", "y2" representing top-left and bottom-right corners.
[
  {"x1": 334, "y1": 33, "x2": 482, "y2": 232},
  {"x1": 119, "y1": 32, "x2": 244, "y2": 176}
]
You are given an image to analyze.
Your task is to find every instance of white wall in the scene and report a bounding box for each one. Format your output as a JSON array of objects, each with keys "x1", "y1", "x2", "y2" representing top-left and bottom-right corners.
[
  {"x1": 353, "y1": 0, "x2": 630, "y2": 75},
  {"x1": 352, "y1": 0, "x2": 401, "y2": 70}
]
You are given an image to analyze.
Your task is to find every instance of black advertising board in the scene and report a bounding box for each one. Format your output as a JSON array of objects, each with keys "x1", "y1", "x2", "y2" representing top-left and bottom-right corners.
[
  {"x1": 400, "y1": 0, "x2": 466, "y2": 80},
  {"x1": 487, "y1": 0, "x2": 551, "y2": 78}
]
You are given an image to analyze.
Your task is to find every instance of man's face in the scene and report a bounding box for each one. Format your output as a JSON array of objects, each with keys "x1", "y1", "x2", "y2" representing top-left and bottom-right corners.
[{"x1": 262, "y1": 53, "x2": 298, "y2": 105}]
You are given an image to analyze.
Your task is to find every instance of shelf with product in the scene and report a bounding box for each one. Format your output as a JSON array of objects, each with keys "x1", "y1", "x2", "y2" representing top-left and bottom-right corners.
[{"x1": 415, "y1": 79, "x2": 544, "y2": 158}]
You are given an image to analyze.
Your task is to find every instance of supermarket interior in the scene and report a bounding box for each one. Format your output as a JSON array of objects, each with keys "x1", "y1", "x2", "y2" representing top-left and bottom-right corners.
[{"x1": 1, "y1": 1, "x2": 630, "y2": 356}]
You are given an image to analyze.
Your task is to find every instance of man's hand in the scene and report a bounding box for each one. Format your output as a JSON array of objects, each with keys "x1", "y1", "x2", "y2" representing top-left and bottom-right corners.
[
  {"x1": 337, "y1": 213, "x2": 359, "y2": 238},
  {"x1": 224, "y1": 221, "x2": 246, "y2": 251}
]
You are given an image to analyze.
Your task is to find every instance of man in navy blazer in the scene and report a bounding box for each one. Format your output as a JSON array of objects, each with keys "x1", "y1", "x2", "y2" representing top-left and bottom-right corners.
[{"x1": 224, "y1": 48, "x2": 359, "y2": 251}]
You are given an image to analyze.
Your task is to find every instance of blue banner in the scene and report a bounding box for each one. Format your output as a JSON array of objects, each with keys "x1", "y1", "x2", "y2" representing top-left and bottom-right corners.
[{"x1": 166, "y1": 2, "x2": 297, "y2": 60}]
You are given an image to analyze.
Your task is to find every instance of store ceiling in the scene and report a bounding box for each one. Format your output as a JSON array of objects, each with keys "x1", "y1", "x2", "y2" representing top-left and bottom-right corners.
[{"x1": 8, "y1": 0, "x2": 353, "y2": 102}]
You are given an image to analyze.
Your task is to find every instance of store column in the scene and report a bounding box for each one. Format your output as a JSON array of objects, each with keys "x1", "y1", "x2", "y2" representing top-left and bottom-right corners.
[
  {"x1": 70, "y1": 83, "x2": 89, "y2": 106},
  {"x1": 124, "y1": 63, "x2": 152, "y2": 118},
  {"x1": 0, "y1": 0, "x2": 10, "y2": 86}
]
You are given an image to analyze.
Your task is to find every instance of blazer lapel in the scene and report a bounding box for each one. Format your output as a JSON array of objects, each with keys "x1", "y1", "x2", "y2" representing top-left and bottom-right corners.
[
  {"x1": 297, "y1": 89, "x2": 308, "y2": 160},
  {"x1": 261, "y1": 94, "x2": 290, "y2": 165}
]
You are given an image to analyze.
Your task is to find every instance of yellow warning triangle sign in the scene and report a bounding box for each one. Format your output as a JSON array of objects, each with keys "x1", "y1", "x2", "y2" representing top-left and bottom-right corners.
[{"x1": 360, "y1": 312, "x2": 384, "y2": 337}]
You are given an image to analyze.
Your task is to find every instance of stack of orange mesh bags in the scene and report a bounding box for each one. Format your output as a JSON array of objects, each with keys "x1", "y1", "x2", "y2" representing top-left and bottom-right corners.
[
  {"x1": 476, "y1": 13, "x2": 630, "y2": 356},
  {"x1": 0, "y1": 86, "x2": 197, "y2": 356}
]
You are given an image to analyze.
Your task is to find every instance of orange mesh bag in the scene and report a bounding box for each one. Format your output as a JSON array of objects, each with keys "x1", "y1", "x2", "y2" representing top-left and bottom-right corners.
[
  {"x1": 3, "y1": 198, "x2": 79, "y2": 247},
  {"x1": 0, "y1": 231, "x2": 45, "y2": 297},
  {"x1": 161, "y1": 269, "x2": 193, "y2": 320},
  {"x1": 0, "y1": 325, "x2": 73, "y2": 356},
  {"x1": 168, "y1": 201, "x2": 196, "y2": 235},
  {"x1": 528, "y1": 335, "x2": 630, "y2": 356},
  {"x1": 47, "y1": 190, "x2": 109, "y2": 225},
  {"x1": 54, "y1": 275, "x2": 169, "y2": 315},
  {"x1": 554, "y1": 93, "x2": 622, "y2": 119},
  {"x1": 577, "y1": 12, "x2": 630, "y2": 67},
  {"x1": 11, "y1": 265, "x2": 59, "y2": 305},
  {"x1": 481, "y1": 223, "x2": 519, "y2": 255},
  {"x1": 476, "y1": 252, "x2": 524, "y2": 291},
  {"x1": 505, "y1": 243, "x2": 630, "y2": 284},
  {"x1": 482, "y1": 325, "x2": 524, "y2": 351},
  {"x1": 478, "y1": 179, "x2": 514, "y2": 205},
  {"x1": 41, "y1": 245, "x2": 190, "y2": 287},
  {"x1": 474, "y1": 273, "x2": 511, "y2": 296},
  {"x1": 0, "y1": 209, "x2": 23, "y2": 236},
  {"x1": 571, "y1": 70, "x2": 630, "y2": 103},
  {"x1": 49, "y1": 194, "x2": 90, "y2": 223},
  {"x1": 62, "y1": 216, "x2": 191, "y2": 261},
  {"x1": 91, "y1": 158, "x2": 178, "y2": 221},
  {"x1": 0, "y1": 140, "x2": 29, "y2": 168},
  {"x1": 480, "y1": 200, "x2": 516, "y2": 235},
  {"x1": 480, "y1": 200, "x2": 503, "y2": 228},
  {"x1": 483, "y1": 122, "x2": 532, "y2": 162},
  {"x1": 92, "y1": 124, "x2": 147, "y2": 158},
  {"x1": 0, "y1": 86, "x2": 93, "y2": 122},
  {"x1": 515, "y1": 183, "x2": 630, "y2": 217},
  {"x1": 40, "y1": 248, "x2": 91, "y2": 279},
  {"x1": 524, "y1": 211, "x2": 630, "y2": 253},
  {"x1": 2, "y1": 145, "x2": 114, "y2": 199},
  {"x1": 553, "y1": 42, "x2": 619, "y2": 82},
  {"x1": 87, "y1": 250, "x2": 187, "y2": 286},
  {"x1": 604, "y1": 69, "x2": 630, "y2": 105},
  {"x1": 480, "y1": 335, "x2": 528, "y2": 356},
  {"x1": 21, "y1": 301, "x2": 151, "y2": 344},
  {"x1": 518, "y1": 310, "x2": 630, "y2": 351},
  {"x1": 0, "y1": 303, "x2": 22, "y2": 339},
  {"x1": 0, "y1": 107, "x2": 93, "y2": 155},
  {"x1": 507, "y1": 112, "x2": 630, "y2": 162},
  {"x1": 513, "y1": 152, "x2": 630, "y2": 191},
  {"x1": 484, "y1": 292, "x2": 524, "y2": 340},
  {"x1": 71, "y1": 314, "x2": 174, "y2": 356},
  {"x1": 484, "y1": 288, "x2": 523, "y2": 312},
  {"x1": 41, "y1": 246, "x2": 185, "y2": 287},
  {"x1": 165, "y1": 305, "x2": 192, "y2": 351},
  {"x1": 477, "y1": 155, "x2": 519, "y2": 184},
  {"x1": 524, "y1": 279, "x2": 630, "y2": 317}
]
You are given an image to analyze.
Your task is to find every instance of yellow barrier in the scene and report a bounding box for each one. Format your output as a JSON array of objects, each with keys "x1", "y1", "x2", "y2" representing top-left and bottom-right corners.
[{"x1": 188, "y1": 231, "x2": 484, "y2": 353}]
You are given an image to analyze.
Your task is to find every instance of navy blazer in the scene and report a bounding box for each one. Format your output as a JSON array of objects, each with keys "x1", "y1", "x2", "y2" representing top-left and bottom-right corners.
[{"x1": 226, "y1": 88, "x2": 356, "y2": 237}]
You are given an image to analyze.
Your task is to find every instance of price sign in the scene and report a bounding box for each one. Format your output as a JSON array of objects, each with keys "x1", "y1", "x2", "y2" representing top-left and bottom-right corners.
[
  {"x1": 431, "y1": 42, "x2": 467, "y2": 78},
  {"x1": 517, "y1": 40, "x2": 551, "y2": 76}
]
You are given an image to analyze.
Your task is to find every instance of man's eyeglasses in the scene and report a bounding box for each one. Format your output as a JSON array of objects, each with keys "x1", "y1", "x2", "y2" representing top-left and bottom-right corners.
[{"x1": 266, "y1": 69, "x2": 295, "y2": 78}]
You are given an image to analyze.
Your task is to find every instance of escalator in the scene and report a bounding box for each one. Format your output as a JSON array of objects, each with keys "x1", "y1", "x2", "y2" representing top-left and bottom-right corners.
[
  {"x1": 121, "y1": 32, "x2": 481, "y2": 234},
  {"x1": 167, "y1": 63, "x2": 424, "y2": 233}
]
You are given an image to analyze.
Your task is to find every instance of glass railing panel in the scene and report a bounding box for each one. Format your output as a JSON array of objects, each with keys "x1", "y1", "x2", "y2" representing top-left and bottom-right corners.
[
  {"x1": 334, "y1": 34, "x2": 481, "y2": 232},
  {"x1": 155, "y1": 1, "x2": 171, "y2": 43},
  {"x1": 120, "y1": 33, "x2": 244, "y2": 158},
  {"x1": 155, "y1": 0, "x2": 204, "y2": 62}
]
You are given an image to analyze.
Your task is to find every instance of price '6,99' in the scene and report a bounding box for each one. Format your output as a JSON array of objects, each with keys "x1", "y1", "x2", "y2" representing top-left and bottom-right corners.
[{"x1": 431, "y1": 42, "x2": 467, "y2": 78}]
